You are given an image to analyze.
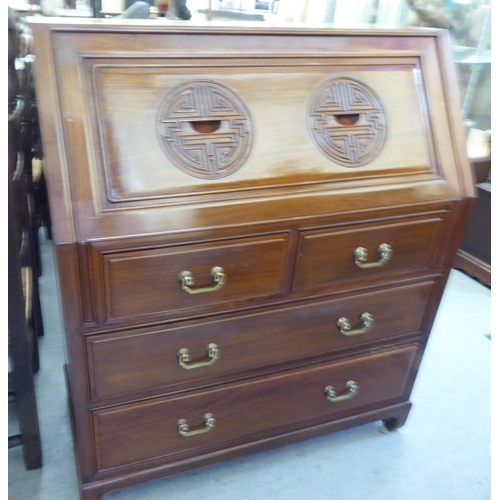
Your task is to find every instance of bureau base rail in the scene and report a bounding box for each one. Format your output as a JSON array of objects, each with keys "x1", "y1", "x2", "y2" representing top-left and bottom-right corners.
[{"x1": 77, "y1": 401, "x2": 411, "y2": 500}]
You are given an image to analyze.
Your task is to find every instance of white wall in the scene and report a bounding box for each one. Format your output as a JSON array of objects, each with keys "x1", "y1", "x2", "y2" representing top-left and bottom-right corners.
[
  {"x1": 304, "y1": 0, "x2": 335, "y2": 23},
  {"x1": 332, "y1": 0, "x2": 376, "y2": 25}
]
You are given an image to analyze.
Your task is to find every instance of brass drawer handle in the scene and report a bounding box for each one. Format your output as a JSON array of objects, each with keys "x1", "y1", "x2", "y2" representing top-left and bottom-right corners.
[
  {"x1": 354, "y1": 243, "x2": 392, "y2": 268},
  {"x1": 337, "y1": 312, "x2": 374, "y2": 336},
  {"x1": 177, "y1": 413, "x2": 215, "y2": 437},
  {"x1": 324, "y1": 381, "x2": 359, "y2": 403},
  {"x1": 179, "y1": 266, "x2": 226, "y2": 294},
  {"x1": 178, "y1": 343, "x2": 220, "y2": 370}
]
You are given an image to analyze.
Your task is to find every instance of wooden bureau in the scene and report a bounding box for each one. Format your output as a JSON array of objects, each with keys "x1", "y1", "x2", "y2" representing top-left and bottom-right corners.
[{"x1": 29, "y1": 19, "x2": 474, "y2": 500}]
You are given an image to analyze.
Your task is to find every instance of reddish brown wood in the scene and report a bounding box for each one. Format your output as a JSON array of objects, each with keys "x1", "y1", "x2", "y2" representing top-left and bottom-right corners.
[
  {"x1": 78, "y1": 401, "x2": 413, "y2": 499},
  {"x1": 29, "y1": 20, "x2": 474, "y2": 499},
  {"x1": 293, "y1": 213, "x2": 448, "y2": 291},
  {"x1": 87, "y1": 280, "x2": 434, "y2": 401},
  {"x1": 80, "y1": 489, "x2": 101, "y2": 500},
  {"x1": 453, "y1": 156, "x2": 491, "y2": 286},
  {"x1": 101, "y1": 234, "x2": 290, "y2": 321},
  {"x1": 381, "y1": 404, "x2": 412, "y2": 432},
  {"x1": 454, "y1": 249, "x2": 491, "y2": 287},
  {"x1": 93, "y1": 344, "x2": 418, "y2": 471}
]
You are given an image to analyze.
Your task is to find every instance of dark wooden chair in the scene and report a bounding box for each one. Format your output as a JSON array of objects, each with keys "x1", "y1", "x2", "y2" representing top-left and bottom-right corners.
[
  {"x1": 8, "y1": 94, "x2": 43, "y2": 471},
  {"x1": 8, "y1": 7, "x2": 42, "y2": 471}
]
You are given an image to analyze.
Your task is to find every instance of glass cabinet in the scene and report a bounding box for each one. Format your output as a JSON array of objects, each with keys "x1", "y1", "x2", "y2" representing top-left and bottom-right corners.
[{"x1": 401, "y1": 0, "x2": 491, "y2": 158}]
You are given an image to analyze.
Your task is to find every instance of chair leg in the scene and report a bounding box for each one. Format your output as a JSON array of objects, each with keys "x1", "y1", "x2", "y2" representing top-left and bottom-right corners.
[
  {"x1": 8, "y1": 224, "x2": 42, "y2": 470},
  {"x1": 9, "y1": 155, "x2": 42, "y2": 470}
]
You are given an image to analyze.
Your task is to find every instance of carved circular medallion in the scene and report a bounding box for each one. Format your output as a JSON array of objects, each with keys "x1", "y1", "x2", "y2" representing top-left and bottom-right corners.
[
  {"x1": 156, "y1": 80, "x2": 253, "y2": 179},
  {"x1": 308, "y1": 77, "x2": 387, "y2": 167}
]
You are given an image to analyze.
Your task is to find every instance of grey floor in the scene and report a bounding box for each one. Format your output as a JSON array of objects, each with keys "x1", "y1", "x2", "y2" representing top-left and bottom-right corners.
[{"x1": 9, "y1": 232, "x2": 491, "y2": 500}]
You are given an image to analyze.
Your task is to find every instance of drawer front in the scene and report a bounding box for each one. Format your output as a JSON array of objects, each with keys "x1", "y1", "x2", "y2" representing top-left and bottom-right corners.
[
  {"x1": 101, "y1": 234, "x2": 289, "y2": 321},
  {"x1": 87, "y1": 281, "x2": 434, "y2": 400},
  {"x1": 93, "y1": 343, "x2": 419, "y2": 471},
  {"x1": 293, "y1": 215, "x2": 446, "y2": 291}
]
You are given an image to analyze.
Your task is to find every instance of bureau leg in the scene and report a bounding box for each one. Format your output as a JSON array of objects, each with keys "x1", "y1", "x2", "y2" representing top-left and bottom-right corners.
[
  {"x1": 80, "y1": 488, "x2": 102, "y2": 500},
  {"x1": 379, "y1": 403, "x2": 412, "y2": 433}
]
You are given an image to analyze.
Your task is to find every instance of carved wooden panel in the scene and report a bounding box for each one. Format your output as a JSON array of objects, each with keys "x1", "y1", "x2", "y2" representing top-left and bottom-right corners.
[
  {"x1": 30, "y1": 24, "x2": 474, "y2": 245},
  {"x1": 308, "y1": 77, "x2": 387, "y2": 167},
  {"x1": 78, "y1": 59, "x2": 440, "y2": 217},
  {"x1": 156, "y1": 80, "x2": 253, "y2": 179}
]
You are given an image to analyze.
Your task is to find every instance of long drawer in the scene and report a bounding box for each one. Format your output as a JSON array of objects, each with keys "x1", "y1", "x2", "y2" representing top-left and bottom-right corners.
[
  {"x1": 87, "y1": 281, "x2": 434, "y2": 400},
  {"x1": 293, "y1": 215, "x2": 447, "y2": 291},
  {"x1": 93, "y1": 342, "x2": 419, "y2": 471}
]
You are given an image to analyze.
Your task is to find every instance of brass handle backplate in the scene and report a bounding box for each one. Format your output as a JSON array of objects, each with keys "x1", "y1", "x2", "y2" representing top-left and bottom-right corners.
[
  {"x1": 178, "y1": 343, "x2": 219, "y2": 370},
  {"x1": 354, "y1": 243, "x2": 392, "y2": 269},
  {"x1": 337, "y1": 312, "x2": 374, "y2": 336},
  {"x1": 177, "y1": 413, "x2": 215, "y2": 437},
  {"x1": 324, "y1": 381, "x2": 359, "y2": 403},
  {"x1": 179, "y1": 266, "x2": 226, "y2": 294}
]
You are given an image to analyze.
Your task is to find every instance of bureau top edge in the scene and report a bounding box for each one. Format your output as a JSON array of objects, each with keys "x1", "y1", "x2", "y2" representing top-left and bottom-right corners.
[{"x1": 27, "y1": 17, "x2": 447, "y2": 38}]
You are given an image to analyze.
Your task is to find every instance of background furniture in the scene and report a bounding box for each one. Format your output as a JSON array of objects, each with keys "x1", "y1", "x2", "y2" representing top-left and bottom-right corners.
[
  {"x1": 454, "y1": 156, "x2": 491, "y2": 286},
  {"x1": 8, "y1": 148, "x2": 43, "y2": 471},
  {"x1": 8, "y1": 12, "x2": 42, "y2": 469},
  {"x1": 30, "y1": 20, "x2": 474, "y2": 500}
]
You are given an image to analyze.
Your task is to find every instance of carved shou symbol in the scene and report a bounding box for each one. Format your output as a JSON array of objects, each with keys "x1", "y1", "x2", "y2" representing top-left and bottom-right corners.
[
  {"x1": 309, "y1": 77, "x2": 387, "y2": 167},
  {"x1": 156, "y1": 80, "x2": 253, "y2": 179}
]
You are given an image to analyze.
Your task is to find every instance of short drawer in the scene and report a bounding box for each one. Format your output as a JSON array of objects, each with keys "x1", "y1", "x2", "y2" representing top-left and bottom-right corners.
[
  {"x1": 87, "y1": 280, "x2": 433, "y2": 400},
  {"x1": 293, "y1": 215, "x2": 446, "y2": 291},
  {"x1": 101, "y1": 234, "x2": 289, "y2": 322},
  {"x1": 93, "y1": 343, "x2": 419, "y2": 471}
]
